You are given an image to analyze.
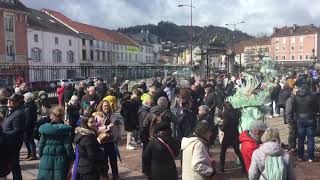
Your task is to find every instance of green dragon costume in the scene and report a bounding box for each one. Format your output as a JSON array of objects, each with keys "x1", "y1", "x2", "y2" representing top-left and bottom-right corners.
[{"x1": 228, "y1": 57, "x2": 277, "y2": 132}]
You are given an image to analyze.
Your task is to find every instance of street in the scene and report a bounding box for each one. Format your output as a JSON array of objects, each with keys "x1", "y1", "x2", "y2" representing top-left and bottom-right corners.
[{"x1": 7, "y1": 116, "x2": 320, "y2": 180}]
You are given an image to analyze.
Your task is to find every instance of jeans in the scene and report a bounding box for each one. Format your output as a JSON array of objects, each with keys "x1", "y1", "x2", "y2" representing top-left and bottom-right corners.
[
  {"x1": 24, "y1": 132, "x2": 36, "y2": 156},
  {"x1": 297, "y1": 118, "x2": 315, "y2": 160},
  {"x1": 269, "y1": 100, "x2": 280, "y2": 115},
  {"x1": 220, "y1": 138, "x2": 245, "y2": 171}
]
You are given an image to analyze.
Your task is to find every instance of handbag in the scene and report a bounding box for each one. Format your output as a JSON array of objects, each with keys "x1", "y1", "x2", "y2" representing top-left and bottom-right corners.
[{"x1": 97, "y1": 130, "x2": 111, "y2": 144}]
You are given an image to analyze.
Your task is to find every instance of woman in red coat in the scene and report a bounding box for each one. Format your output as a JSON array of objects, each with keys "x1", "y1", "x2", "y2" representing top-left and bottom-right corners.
[{"x1": 239, "y1": 120, "x2": 267, "y2": 172}]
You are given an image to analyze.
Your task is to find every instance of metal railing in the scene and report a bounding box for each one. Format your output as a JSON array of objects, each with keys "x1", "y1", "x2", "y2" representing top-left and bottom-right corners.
[{"x1": 0, "y1": 64, "x2": 186, "y2": 85}]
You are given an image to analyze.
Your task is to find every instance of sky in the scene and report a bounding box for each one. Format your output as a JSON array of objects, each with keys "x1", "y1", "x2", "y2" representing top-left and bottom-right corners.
[{"x1": 21, "y1": 0, "x2": 320, "y2": 36}]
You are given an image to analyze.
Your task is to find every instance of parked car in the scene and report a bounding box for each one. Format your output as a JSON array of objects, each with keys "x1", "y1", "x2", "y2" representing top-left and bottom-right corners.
[
  {"x1": 173, "y1": 68, "x2": 193, "y2": 79},
  {"x1": 28, "y1": 81, "x2": 51, "y2": 92}
]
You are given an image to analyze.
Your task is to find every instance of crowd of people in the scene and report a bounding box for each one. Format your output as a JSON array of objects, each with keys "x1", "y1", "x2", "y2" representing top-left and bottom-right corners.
[{"x1": 0, "y1": 70, "x2": 319, "y2": 180}]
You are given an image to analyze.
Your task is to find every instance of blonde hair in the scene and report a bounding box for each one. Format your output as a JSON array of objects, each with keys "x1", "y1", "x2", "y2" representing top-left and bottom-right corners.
[
  {"x1": 261, "y1": 128, "x2": 281, "y2": 143},
  {"x1": 92, "y1": 111, "x2": 105, "y2": 118},
  {"x1": 51, "y1": 107, "x2": 65, "y2": 119}
]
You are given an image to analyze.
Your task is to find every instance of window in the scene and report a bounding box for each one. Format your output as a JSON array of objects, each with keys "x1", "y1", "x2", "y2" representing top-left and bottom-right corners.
[
  {"x1": 102, "y1": 42, "x2": 106, "y2": 49},
  {"x1": 5, "y1": 15, "x2": 13, "y2": 32},
  {"x1": 275, "y1": 47, "x2": 279, "y2": 52},
  {"x1": 299, "y1": 55, "x2": 303, "y2": 60},
  {"x1": 107, "y1": 51, "x2": 111, "y2": 62},
  {"x1": 55, "y1": 37, "x2": 59, "y2": 45},
  {"x1": 282, "y1": 38, "x2": 286, "y2": 44},
  {"x1": 6, "y1": 40, "x2": 14, "y2": 57},
  {"x1": 275, "y1": 38, "x2": 279, "y2": 44},
  {"x1": 34, "y1": 34, "x2": 38, "y2": 42},
  {"x1": 135, "y1": 54, "x2": 138, "y2": 61},
  {"x1": 121, "y1": 53, "x2": 123, "y2": 61},
  {"x1": 299, "y1": 36, "x2": 303, "y2": 43},
  {"x1": 291, "y1": 46, "x2": 295, "y2": 51},
  {"x1": 275, "y1": 56, "x2": 279, "y2": 60},
  {"x1": 282, "y1": 47, "x2": 285, "y2": 51},
  {"x1": 129, "y1": 53, "x2": 132, "y2": 61},
  {"x1": 82, "y1": 39, "x2": 86, "y2": 46},
  {"x1": 67, "y1": 51, "x2": 74, "y2": 63},
  {"x1": 82, "y1": 49, "x2": 87, "y2": 60},
  {"x1": 306, "y1": 55, "x2": 309, "y2": 60},
  {"x1": 102, "y1": 51, "x2": 106, "y2": 61},
  {"x1": 125, "y1": 53, "x2": 128, "y2": 61},
  {"x1": 282, "y1": 56, "x2": 286, "y2": 60},
  {"x1": 291, "y1": 55, "x2": 294, "y2": 60},
  {"x1": 90, "y1": 50, "x2": 94, "y2": 61},
  {"x1": 90, "y1": 40, "x2": 93, "y2": 47},
  {"x1": 291, "y1": 37, "x2": 295, "y2": 43},
  {"x1": 299, "y1": 45, "x2": 303, "y2": 51},
  {"x1": 69, "y1": 40, "x2": 72, "y2": 46},
  {"x1": 31, "y1": 48, "x2": 41, "y2": 61},
  {"x1": 52, "y1": 49, "x2": 62, "y2": 63},
  {"x1": 96, "y1": 50, "x2": 100, "y2": 61}
]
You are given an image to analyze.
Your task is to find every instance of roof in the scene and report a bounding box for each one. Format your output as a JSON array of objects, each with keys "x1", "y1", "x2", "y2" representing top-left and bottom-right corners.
[
  {"x1": 27, "y1": 8, "x2": 78, "y2": 36},
  {"x1": 0, "y1": 0, "x2": 29, "y2": 13},
  {"x1": 42, "y1": 8, "x2": 138, "y2": 46},
  {"x1": 233, "y1": 37, "x2": 271, "y2": 53},
  {"x1": 130, "y1": 37, "x2": 153, "y2": 47},
  {"x1": 272, "y1": 24, "x2": 320, "y2": 37}
]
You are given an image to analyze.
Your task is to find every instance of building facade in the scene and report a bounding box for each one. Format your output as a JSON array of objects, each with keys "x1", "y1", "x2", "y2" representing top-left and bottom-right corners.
[
  {"x1": 270, "y1": 24, "x2": 320, "y2": 62},
  {"x1": 42, "y1": 9, "x2": 145, "y2": 67},
  {"x1": 27, "y1": 9, "x2": 80, "y2": 81},
  {"x1": 0, "y1": 0, "x2": 29, "y2": 84}
]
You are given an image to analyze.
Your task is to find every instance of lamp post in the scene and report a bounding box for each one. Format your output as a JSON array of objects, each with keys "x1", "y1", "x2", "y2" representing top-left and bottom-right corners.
[{"x1": 178, "y1": 0, "x2": 195, "y2": 68}]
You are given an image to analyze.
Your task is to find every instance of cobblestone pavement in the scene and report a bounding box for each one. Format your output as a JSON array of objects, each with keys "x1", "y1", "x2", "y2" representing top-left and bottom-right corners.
[{"x1": 8, "y1": 116, "x2": 320, "y2": 180}]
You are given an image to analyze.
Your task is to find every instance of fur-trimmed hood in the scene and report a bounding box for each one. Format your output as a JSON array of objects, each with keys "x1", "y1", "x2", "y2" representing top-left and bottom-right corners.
[
  {"x1": 75, "y1": 127, "x2": 96, "y2": 135},
  {"x1": 74, "y1": 127, "x2": 96, "y2": 144}
]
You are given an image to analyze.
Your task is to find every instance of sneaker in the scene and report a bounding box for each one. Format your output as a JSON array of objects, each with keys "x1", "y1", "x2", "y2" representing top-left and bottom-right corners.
[
  {"x1": 308, "y1": 159, "x2": 314, "y2": 162},
  {"x1": 273, "y1": 114, "x2": 280, "y2": 117},
  {"x1": 24, "y1": 154, "x2": 31, "y2": 160},
  {"x1": 126, "y1": 145, "x2": 136, "y2": 150},
  {"x1": 267, "y1": 115, "x2": 273, "y2": 119}
]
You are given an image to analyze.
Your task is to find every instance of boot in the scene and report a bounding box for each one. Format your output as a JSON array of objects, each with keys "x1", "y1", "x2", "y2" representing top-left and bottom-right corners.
[{"x1": 25, "y1": 154, "x2": 31, "y2": 160}]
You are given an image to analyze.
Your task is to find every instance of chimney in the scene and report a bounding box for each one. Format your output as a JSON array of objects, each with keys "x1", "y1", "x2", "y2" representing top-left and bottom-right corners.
[
  {"x1": 273, "y1": 27, "x2": 278, "y2": 33},
  {"x1": 293, "y1": 24, "x2": 298, "y2": 31}
]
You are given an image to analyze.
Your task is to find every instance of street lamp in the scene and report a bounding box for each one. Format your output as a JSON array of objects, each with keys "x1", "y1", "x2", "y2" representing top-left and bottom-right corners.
[{"x1": 178, "y1": 0, "x2": 196, "y2": 68}]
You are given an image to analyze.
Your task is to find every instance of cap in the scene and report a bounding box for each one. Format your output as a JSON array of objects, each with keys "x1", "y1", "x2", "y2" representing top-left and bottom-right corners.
[{"x1": 7, "y1": 93, "x2": 23, "y2": 102}]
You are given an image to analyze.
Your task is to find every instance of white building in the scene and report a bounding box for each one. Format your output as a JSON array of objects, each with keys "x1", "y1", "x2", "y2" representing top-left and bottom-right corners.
[{"x1": 27, "y1": 9, "x2": 80, "y2": 81}]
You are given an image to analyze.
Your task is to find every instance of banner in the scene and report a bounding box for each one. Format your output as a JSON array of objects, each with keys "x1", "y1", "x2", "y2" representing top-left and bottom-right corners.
[{"x1": 127, "y1": 46, "x2": 139, "y2": 54}]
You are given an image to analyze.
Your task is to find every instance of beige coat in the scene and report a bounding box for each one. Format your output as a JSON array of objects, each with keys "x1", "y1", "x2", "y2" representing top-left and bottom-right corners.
[{"x1": 181, "y1": 137, "x2": 214, "y2": 180}]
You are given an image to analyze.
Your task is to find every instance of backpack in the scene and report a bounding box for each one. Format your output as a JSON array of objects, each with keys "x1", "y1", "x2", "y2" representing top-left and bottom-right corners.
[
  {"x1": 263, "y1": 155, "x2": 287, "y2": 180},
  {"x1": 149, "y1": 110, "x2": 168, "y2": 138}
]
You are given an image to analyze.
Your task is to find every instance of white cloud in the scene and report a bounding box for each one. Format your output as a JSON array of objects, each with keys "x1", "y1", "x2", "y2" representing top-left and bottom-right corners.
[{"x1": 21, "y1": 0, "x2": 320, "y2": 36}]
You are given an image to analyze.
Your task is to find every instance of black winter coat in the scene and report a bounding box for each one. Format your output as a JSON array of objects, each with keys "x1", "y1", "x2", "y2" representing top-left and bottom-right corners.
[
  {"x1": 24, "y1": 101, "x2": 38, "y2": 134},
  {"x1": 74, "y1": 127, "x2": 104, "y2": 175},
  {"x1": 120, "y1": 100, "x2": 139, "y2": 131},
  {"x1": 150, "y1": 106, "x2": 174, "y2": 124},
  {"x1": 63, "y1": 86, "x2": 75, "y2": 104},
  {"x1": 220, "y1": 109, "x2": 240, "y2": 143},
  {"x1": 176, "y1": 107, "x2": 197, "y2": 140},
  {"x1": 270, "y1": 83, "x2": 281, "y2": 100},
  {"x1": 142, "y1": 131, "x2": 180, "y2": 180},
  {"x1": 277, "y1": 89, "x2": 291, "y2": 107},
  {"x1": 96, "y1": 84, "x2": 108, "y2": 101},
  {"x1": 293, "y1": 89, "x2": 318, "y2": 116},
  {"x1": 0, "y1": 128, "x2": 10, "y2": 177},
  {"x1": 203, "y1": 92, "x2": 217, "y2": 111},
  {"x1": 2, "y1": 106, "x2": 25, "y2": 146},
  {"x1": 66, "y1": 103, "x2": 81, "y2": 128},
  {"x1": 138, "y1": 106, "x2": 154, "y2": 143}
]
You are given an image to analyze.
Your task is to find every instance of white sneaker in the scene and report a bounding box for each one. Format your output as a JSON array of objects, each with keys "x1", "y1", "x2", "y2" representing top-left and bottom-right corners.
[
  {"x1": 267, "y1": 115, "x2": 273, "y2": 119},
  {"x1": 273, "y1": 114, "x2": 280, "y2": 117},
  {"x1": 126, "y1": 145, "x2": 136, "y2": 150}
]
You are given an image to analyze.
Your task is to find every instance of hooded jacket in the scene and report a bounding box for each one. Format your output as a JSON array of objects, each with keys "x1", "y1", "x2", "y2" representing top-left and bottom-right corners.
[
  {"x1": 248, "y1": 142, "x2": 295, "y2": 180},
  {"x1": 74, "y1": 127, "x2": 104, "y2": 175},
  {"x1": 38, "y1": 123, "x2": 75, "y2": 180},
  {"x1": 181, "y1": 136, "x2": 214, "y2": 180},
  {"x1": 239, "y1": 130, "x2": 261, "y2": 172}
]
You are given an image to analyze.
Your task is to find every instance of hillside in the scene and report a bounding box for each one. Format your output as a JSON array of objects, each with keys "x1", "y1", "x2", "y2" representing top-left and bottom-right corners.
[{"x1": 117, "y1": 21, "x2": 252, "y2": 47}]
